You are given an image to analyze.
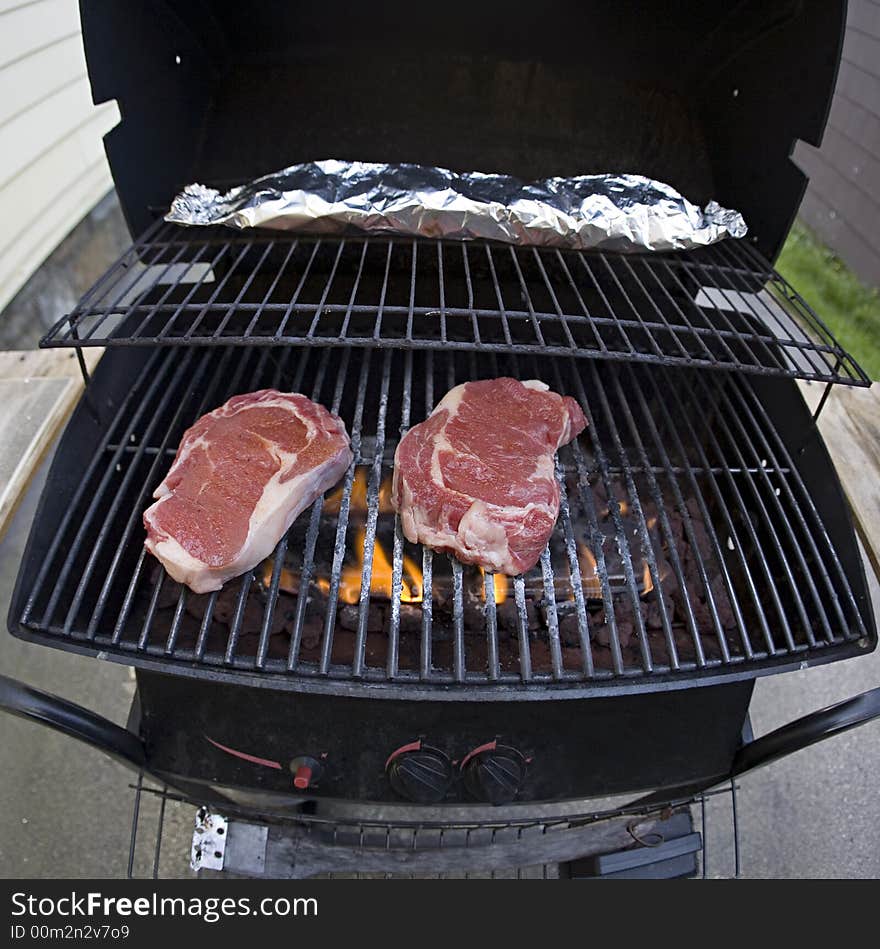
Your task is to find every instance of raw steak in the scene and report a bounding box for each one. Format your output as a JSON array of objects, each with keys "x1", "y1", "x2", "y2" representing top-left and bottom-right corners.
[
  {"x1": 392, "y1": 378, "x2": 587, "y2": 575},
  {"x1": 144, "y1": 389, "x2": 352, "y2": 593}
]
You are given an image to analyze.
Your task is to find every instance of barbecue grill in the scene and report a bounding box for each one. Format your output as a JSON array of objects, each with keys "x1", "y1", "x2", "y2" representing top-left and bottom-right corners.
[{"x1": 2, "y1": 0, "x2": 879, "y2": 878}]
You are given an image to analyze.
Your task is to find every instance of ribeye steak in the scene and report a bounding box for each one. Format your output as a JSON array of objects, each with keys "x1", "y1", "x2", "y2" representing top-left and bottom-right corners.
[
  {"x1": 392, "y1": 378, "x2": 587, "y2": 575},
  {"x1": 144, "y1": 389, "x2": 352, "y2": 593}
]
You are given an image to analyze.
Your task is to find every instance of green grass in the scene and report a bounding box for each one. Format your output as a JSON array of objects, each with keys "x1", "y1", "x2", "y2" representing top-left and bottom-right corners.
[{"x1": 776, "y1": 223, "x2": 880, "y2": 380}]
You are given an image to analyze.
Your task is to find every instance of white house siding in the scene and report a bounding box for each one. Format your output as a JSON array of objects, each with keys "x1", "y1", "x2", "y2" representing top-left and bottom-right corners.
[{"x1": 0, "y1": 0, "x2": 119, "y2": 313}]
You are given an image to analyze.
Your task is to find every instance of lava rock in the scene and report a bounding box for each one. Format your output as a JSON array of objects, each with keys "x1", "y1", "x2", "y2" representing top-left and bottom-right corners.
[
  {"x1": 559, "y1": 614, "x2": 583, "y2": 647},
  {"x1": 338, "y1": 603, "x2": 385, "y2": 633},
  {"x1": 593, "y1": 619, "x2": 634, "y2": 650},
  {"x1": 299, "y1": 618, "x2": 323, "y2": 651},
  {"x1": 398, "y1": 604, "x2": 423, "y2": 634}
]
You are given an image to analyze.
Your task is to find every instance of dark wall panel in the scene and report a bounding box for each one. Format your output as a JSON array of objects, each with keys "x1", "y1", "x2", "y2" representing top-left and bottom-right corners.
[{"x1": 795, "y1": 0, "x2": 880, "y2": 285}]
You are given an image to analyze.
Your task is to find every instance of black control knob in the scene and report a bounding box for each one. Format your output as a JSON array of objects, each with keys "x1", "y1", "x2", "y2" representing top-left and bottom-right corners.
[
  {"x1": 462, "y1": 744, "x2": 527, "y2": 805},
  {"x1": 386, "y1": 743, "x2": 453, "y2": 804}
]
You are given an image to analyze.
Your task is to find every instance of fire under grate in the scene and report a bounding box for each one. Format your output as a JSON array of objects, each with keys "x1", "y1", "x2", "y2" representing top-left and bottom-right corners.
[
  {"x1": 13, "y1": 344, "x2": 872, "y2": 696},
  {"x1": 40, "y1": 220, "x2": 870, "y2": 387}
]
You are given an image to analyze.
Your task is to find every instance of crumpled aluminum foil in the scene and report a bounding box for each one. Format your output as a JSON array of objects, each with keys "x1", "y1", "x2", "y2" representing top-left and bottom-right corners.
[{"x1": 166, "y1": 159, "x2": 747, "y2": 253}]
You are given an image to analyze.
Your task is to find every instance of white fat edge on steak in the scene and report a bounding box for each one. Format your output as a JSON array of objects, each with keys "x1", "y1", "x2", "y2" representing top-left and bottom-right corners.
[{"x1": 146, "y1": 396, "x2": 352, "y2": 594}]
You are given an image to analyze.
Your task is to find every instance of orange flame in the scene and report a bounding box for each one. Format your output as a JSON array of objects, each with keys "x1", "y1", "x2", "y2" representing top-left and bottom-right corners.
[
  {"x1": 327, "y1": 528, "x2": 423, "y2": 605},
  {"x1": 641, "y1": 559, "x2": 654, "y2": 596},
  {"x1": 324, "y1": 469, "x2": 393, "y2": 516},
  {"x1": 315, "y1": 577, "x2": 331, "y2": 598},
  {"x1": 480, "y1": 570, "x2": 509, "y2": 605},
  {"x1": 576, "y1": 544, "x2": 656, "y2": 598},
  {"x1": 262, "y1": 560, "x2": 300, "y2": 595},
  {"x1": 578, "y1": 544, "x2": 602, "y2": 599}
]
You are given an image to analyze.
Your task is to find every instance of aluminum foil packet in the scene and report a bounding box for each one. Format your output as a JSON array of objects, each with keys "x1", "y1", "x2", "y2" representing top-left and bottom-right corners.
[{"x1": 166, "y1": 159, "x2": 747, "y2": 253}]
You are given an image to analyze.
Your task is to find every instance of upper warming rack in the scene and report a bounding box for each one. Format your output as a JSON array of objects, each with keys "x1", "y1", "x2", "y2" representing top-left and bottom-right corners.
[{"x1": 40, "y1": 219, "x2": 869, "y2": 387}]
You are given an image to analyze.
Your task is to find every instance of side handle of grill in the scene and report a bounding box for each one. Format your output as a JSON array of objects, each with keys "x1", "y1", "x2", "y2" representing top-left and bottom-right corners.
[
  {"x1": 0, "y1": 674, "x2": 146, "y2": 772},
  {"x1": 729, "y1": 686, "x2": 880, "y2": 778},
  {"x1": 631, "y1": 686, "x2": 880, "y2": 810}
]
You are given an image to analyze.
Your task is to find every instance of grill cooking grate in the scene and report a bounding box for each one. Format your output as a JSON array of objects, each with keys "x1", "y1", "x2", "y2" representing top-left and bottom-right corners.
[
  {"x1": 40, "y1": 221, "x2": 869, "y2": 386},
  {"x1": 13, "y1": 345, "x2": 872, "y2": 696}
]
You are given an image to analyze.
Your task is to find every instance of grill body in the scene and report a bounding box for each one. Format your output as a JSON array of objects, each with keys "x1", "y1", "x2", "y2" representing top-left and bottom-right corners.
[
  {"x1": 5, "y1": 0, "x2": 875, "y2": 828},
  {"x1": 134, "y1": 671, "x2": 752, "y2": 804},
  {"x1": 8, "y1": 337, "x2": 874, "y2": 803}
]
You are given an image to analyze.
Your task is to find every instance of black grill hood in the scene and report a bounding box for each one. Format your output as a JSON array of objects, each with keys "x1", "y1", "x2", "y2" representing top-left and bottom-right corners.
[{"x1": 79, "y1": 0, "x2": 844, "y2": 261}]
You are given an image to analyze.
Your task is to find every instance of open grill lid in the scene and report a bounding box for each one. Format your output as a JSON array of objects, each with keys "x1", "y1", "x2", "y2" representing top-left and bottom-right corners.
[{"x1": 81, "y1": 0, "x2": 845, "y2": 263}]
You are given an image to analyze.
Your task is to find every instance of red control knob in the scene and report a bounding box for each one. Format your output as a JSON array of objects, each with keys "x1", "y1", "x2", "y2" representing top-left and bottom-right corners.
[{"x1": 289, "y1": 755, "x2": 323, "y2": 791}]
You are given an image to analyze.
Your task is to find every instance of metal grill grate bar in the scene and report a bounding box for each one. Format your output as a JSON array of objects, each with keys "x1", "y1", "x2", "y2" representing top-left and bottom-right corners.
[
  {"x1": 554, "y1": 455, "x2": 594, "y2": 677},
  {"x1": 633, "y1": 363, "x2": 745, "y2": 664},
  {"x1": 684, "y1": 252, "x2": 785, "y2": 374},
  {"x1": 615, "y1": 364, "x2": 707, "y2": 666},
  {"x1": 259, "y1": 349, "x2": 331, "y2": 670},
  {"x1": 713, "y1": 240, "x2": 827, "y2": 380},
  {"x1": 451, "y1": 559, "x2": 466, "y2": 682},
  {"x1": 513, "y1": 576, "x2": 533, "y2": 682},
  {"x1": 353, "y1": 349, "x2": 394, "y2": 678},
  {"x1": 722, "y1": 384, "x2": 835, "y2": 644},
  {"x1": 214, "y1": 351, "x2": 280, "y2": 662},
  {"x1": 41, "y1": 224, "x2": 870, "y2": 387},
  {"x1": 688, "y1": 373, "x2": 816, "y2": 649},
  {"x1": 553, "y1": 360, "x2": 625, "y2": 677},
  {"x1": 286, "y1": 347, "x2": 339, "y2": 669},
  {"x1": 539, "y1": 548, "x2": 564, "y2": 679},
  {"x1": 483, "y1": 569, "x2": 501, "y2": 681},
  {"x1": 731, "y1": 239, "x2": 847, "y2": 366},
  {"x1": 87, "y1": 349, "x2": 219, "y2": 638},
  {"x1": 687, "y1": 375, "x2": 799, "y2": 650},
  {"x1": 319, "y1": 350, "x2": 371, "y2": 674},
  {"x1": 36, "y1": 349, "x2": 175, "y2": 629},
  {"x1": 590, "y1": 361, "x2": 679, "y2": 668},
  {"x1": 733, "y1": 378, "x2": 868, "y2": 642},
  {"x1": 387, "y1": 350, "x2": 413, "y2": 679},
  {"x1": 577, "y1": 363, "x2": 654, "y2": 672},
  {"x1": 137, "y1": 242, "x2": 228, "y2": 342},
  {"x1": 643, "y1": 369, "x2": 758, "y2": 659},
  {"x1": 418, "y1": 352, "x2": 435, "y2": 680},
  {"x1": 661, "y1": 367, "x2": 788, "y2": 657}
]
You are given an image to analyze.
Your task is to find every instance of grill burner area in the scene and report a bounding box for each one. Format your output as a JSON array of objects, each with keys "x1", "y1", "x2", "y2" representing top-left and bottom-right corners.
[
  {"x1": 157, "y1": 472, "x2": 731, "y2": 677},
  {"x1": 13, "y1": 342, "x2": 872, "y2": 696}
]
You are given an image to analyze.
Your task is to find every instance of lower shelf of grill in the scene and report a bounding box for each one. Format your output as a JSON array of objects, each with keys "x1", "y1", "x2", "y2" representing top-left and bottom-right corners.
[
  {"x1": 132, "y1": 778, "x2": 740, "y2": 879},
  {"x1": 8, "y1": 344, "x2": 876, "y2": 697}
]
